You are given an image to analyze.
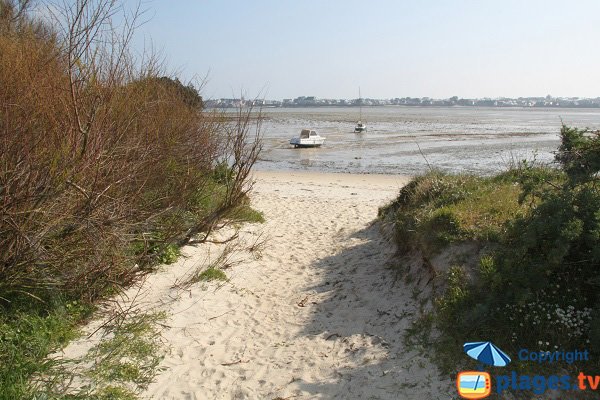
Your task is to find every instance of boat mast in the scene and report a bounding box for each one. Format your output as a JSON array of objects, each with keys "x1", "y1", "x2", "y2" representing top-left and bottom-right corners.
[{"x1": 358, "y1": 87, "x2": 362, "y2": 122}]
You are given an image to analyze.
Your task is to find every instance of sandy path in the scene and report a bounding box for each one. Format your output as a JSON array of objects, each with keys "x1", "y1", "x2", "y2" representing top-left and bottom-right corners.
[{"x1": 60, "y1": 171, "x2": 454, "y2": 399}]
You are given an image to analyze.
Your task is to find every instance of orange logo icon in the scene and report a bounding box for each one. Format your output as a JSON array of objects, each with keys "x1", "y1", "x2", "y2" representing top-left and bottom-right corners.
[{"x1": 456, "y1": 371, "x2": 491, "y2": 399}]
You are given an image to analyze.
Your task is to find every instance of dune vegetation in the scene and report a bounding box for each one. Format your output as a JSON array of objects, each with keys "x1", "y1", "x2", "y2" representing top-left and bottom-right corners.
[
  {"x1": 0, "y1": 1, "x2": 262, "y2": 398},
  {"x1": 381, "y1": 125, "x2": 600, "y2": 382}
]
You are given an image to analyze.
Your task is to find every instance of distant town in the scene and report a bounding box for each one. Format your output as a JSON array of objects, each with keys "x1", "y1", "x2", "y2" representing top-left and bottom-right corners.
[{"x1": 206, "y1": 95, "x2": 600, "y2": 108}]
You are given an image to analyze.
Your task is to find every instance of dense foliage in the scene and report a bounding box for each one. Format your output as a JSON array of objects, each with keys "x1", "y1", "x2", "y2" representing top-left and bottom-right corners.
[
  {"x1": 383, "y1": 125, "x2": 600, "y2": 377},
  {"x1": 483, "y1": 126, "x2": 600, "y2": 355},
  {"x1": 0, "y1": 1, "x2": 260, "y2": 397}
]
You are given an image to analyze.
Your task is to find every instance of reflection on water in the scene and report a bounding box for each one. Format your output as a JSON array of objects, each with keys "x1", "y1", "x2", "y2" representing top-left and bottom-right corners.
[{"x1": 254, "y1": 106, "x2": 600, "y2": 175}]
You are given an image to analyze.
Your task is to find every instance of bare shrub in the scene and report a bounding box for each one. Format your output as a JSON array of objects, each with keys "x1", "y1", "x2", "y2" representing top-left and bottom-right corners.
[{"x1": 0, "y1": 0, "x2": 261, "y2": 303}]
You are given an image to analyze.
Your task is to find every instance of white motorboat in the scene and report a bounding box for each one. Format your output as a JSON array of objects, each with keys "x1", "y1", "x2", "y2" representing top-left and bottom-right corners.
[{"x1": 290, "y1": 129, "x2": 325, "y2": 148}]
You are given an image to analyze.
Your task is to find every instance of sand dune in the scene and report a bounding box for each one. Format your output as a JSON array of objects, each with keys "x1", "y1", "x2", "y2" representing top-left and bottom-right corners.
[{"x1": 58, "y1": 171, "x2": 454, "y2": 399}]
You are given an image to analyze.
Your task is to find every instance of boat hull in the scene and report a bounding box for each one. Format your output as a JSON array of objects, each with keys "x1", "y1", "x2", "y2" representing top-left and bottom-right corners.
[
  {"x1": 293, "y1": 143, "x2": 323, "y2": 148},
  {"x1": 290, "y1": 138, "x2": 325, "y2": 148}
]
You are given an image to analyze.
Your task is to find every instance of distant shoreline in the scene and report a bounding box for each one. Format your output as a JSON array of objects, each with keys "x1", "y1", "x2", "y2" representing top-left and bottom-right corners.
[
  {"x1": 209, "y1": 104, "x2": 600, "y2": 110},
  {"x1": 206, "y1": 97, "x2": 600, "y2": 109},
  {"x1": 206, "y1": 104, "x2": 600, "y2": 109}
]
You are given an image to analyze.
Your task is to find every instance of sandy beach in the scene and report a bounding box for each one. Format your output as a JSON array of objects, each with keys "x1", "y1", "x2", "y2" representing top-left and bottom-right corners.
[{"x1": 58, "y1": 171, "x2": 454, "y2": 399}]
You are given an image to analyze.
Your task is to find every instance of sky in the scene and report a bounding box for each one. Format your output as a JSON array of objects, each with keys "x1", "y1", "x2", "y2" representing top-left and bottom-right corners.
[{"x1": 116, "y1": 0, "x2": 600, "y2": 100}]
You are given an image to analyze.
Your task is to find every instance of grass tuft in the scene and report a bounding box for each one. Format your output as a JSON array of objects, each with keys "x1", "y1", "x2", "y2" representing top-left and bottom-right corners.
[
  {"x1": 34, "y1": 311, "x2": 167, "y2": 399},
  {"x1": 379, "y1": 170, "x2": 528, "y2": 254},
  {"x1": 231, "y1": 205, "x2": 265, "y2": 224},
  {"x1": 196, "y1": 267, "x2": 228, "y2": 283}
]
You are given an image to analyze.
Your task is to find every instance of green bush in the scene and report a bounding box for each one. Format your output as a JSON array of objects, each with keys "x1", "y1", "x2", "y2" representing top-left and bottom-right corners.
[
  {"x1": 386, "y1": 125, "x2": 600, "y2": 377},
  {"x1": 380, "y1": 171, "x2": 527, "y2": 253},
  {"x1": 479, "y1": 126, "x2": 600, "y2": 356},
  {"x1": 0, "y1": 300, "x2": 93, "y2": 399}
]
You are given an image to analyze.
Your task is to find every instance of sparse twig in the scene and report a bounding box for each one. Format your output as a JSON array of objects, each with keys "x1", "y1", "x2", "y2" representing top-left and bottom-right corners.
[{"x1": 414, "y1": 141, "x2": 433, "y2": 172}]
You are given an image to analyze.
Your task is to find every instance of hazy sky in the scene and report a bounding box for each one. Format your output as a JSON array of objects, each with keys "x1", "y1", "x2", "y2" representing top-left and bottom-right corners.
[{"x1": 121, "y1": 0, "x2": 600, "y2": 100}]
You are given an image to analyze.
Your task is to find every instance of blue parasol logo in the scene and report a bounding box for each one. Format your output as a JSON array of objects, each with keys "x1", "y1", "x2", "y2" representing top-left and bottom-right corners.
[{"x1": 463, "y1": 341, "x2": 511, "y2": 367}]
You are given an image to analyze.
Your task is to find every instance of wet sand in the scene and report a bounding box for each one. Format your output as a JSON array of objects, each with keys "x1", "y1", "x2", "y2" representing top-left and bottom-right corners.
[{"x1": 258, "y1": 106, "x2": 600, "y2": 175}]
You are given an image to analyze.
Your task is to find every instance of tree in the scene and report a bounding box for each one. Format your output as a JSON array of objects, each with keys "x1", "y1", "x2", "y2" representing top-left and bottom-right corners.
[{"x1": 157, "y1": 76, "x2": 204, "y2": 109}]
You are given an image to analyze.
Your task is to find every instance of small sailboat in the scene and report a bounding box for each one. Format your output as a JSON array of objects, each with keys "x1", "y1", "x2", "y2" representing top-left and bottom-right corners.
[
  {"x1": 354, "y1": 120, "x2": 366, "y2": 133},
  {"x1": 354, "y1": 87, "x2": 367, "y2": 133}
]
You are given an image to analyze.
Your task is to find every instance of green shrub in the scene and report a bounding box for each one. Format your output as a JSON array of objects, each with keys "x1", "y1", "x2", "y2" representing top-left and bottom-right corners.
[
  {"x1": 385, "y1": 125, "x2": 600, "y2": 377},
  {"x1": 0, "y1": 299, "x2": 92, "y2": 400},
  {"x1": 159, "y1": 244, "x2": 181, "y2": 265},
  {"x1": 212, "y1": 161, "x2": 236, "y2": 184},
  {"x1": 380, "y1": 171, "x2": 526, "y2": 253}
]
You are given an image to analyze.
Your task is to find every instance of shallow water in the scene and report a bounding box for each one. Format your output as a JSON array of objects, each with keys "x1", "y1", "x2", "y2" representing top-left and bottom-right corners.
[{"x1": 255, "y1": 106, "x2": 600, "y2": 175}]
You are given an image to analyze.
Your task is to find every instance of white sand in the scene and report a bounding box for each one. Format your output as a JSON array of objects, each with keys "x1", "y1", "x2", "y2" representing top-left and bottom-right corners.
[{"x1": 58, "y1": 171, "x2": 454, "y2": 399}]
